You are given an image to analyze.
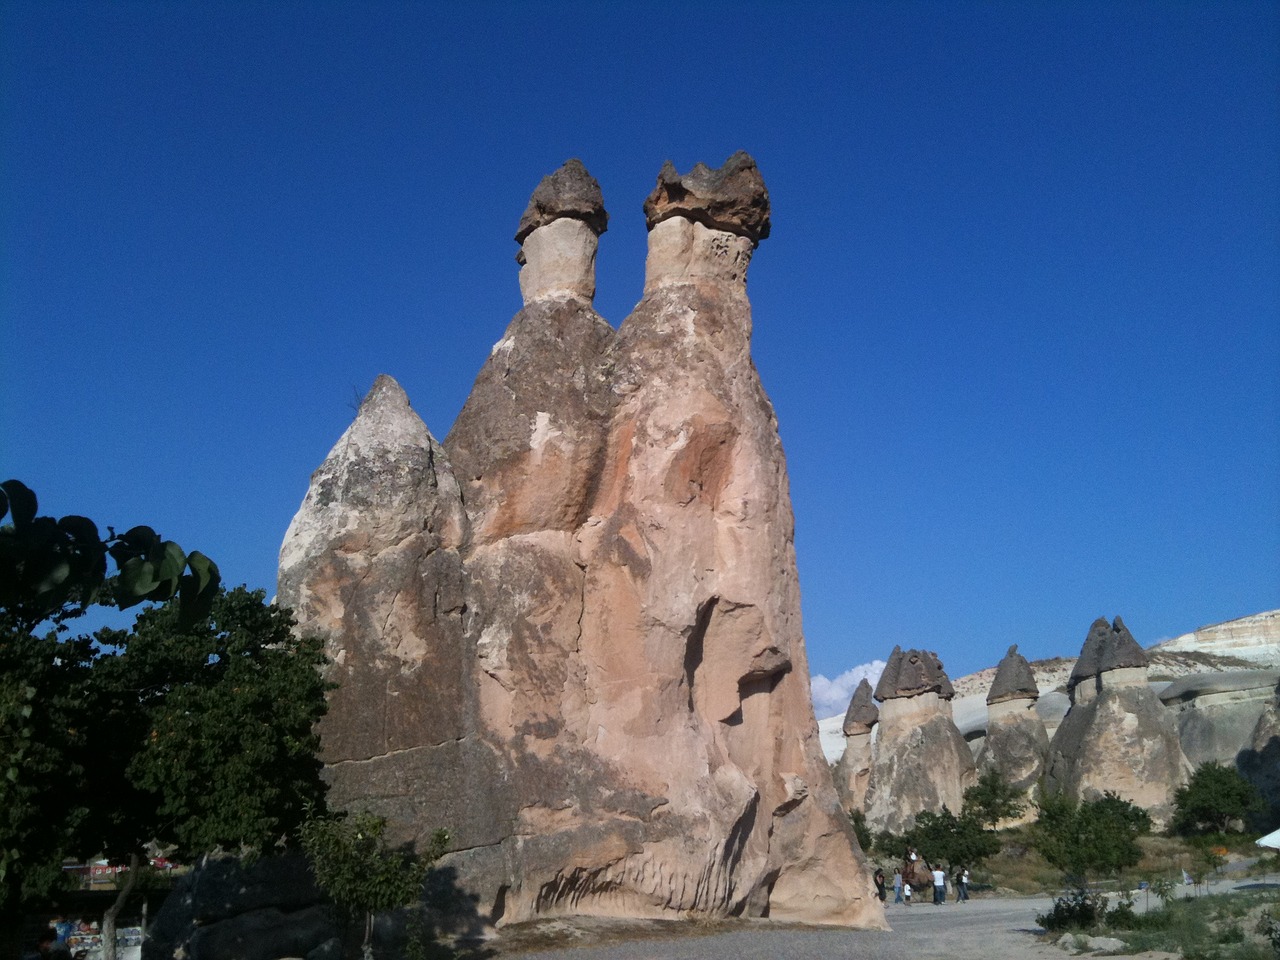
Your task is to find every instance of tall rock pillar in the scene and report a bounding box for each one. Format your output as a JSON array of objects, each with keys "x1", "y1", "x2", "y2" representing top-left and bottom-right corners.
[{"x1": 279, "y1": 155, "x2": 883, "y2": 931}]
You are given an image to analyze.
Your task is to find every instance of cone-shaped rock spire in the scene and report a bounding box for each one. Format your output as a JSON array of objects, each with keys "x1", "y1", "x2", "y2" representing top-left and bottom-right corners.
[{"x1": 842, "y1": 678, "x2": 879, "y2": 736}]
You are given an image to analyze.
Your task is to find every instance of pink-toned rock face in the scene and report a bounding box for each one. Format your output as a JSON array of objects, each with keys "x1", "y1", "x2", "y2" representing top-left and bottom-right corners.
[{"x1": 279, "y1": 156, "x2": 883, "y2": 931}]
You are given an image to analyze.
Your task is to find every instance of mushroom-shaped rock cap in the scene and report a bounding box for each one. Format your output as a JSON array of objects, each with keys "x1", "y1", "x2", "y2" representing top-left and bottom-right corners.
[
  {"x1": 1099, "y1": 615, "x2": 1147, "y2": 672},
  {"x1": 642, "y1": 150, "x2": 771, "y2": 244},
  {"x1": 515, "y1": 159, "x2": 609, "y2": 244},
  {"x1": 1069, "y1": 617, "x2": 1113, "y2": 686},
  {"x1": 842, "y1": 678, "x2": 879, "y2": 736},
  {"x1": 873, "y1": 646, "x2": 955, "y2": 702},
  {"x1": 987, "y1": 644, "x2": 1040, "y2": 705}
]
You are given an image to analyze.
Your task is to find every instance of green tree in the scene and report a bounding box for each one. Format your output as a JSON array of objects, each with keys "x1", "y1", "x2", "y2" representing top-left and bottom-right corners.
[
  {"x1": 301, "y1": 811, "x2": 448, "y2": 960},
  {"x1": 1, "y1": 482, "x2": 330, "y2": 960},
  {"x1": 905, "y1": 806, "x2": 1000, "y2": 873},
  {"x1": 963, "y1": 768, "x2": 1025, "y2": 828},
  {"x1": 0, "y1": 479, "x2": 220, "y2": 634},
  {"x1": 1033, "y1": 791, "x2": 1150, "y2": 884},
  {"x1": 80, "y1": 587, "x2": 330, "y2": 958},
  {"x1": 2, "y1": 479, "x2": 220, "y2": 915},
  {"x1": 1171, "y1": 761, "x2": 1264, "y2": 836}
]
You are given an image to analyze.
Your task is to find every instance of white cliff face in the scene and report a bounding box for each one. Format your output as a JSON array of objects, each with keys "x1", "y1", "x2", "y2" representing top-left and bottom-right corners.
[{"x1": 1155, "y1": 611, "x2": 1280, "y2": 668}]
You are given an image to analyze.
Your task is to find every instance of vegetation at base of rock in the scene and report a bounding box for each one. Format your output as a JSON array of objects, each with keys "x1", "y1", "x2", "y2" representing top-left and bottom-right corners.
[
  {"x1": 1, "y1": 482, "x2": 329, "y2": 929},
  {"x1": 1033, "y1": 790, "x2": 1151, "y2": 884},
  {"x1": 301, "y1": 809, "x2": 448, "y2": 958},
  {"x1": 963, "y1": 768, "x2": 1026, "y2": 828},
  {"x1": 1173, "y1": 761, "x2": 1266, "y2": 836},
  {"x1": 1040, "y1": 887, "x2": 1280, "y2": 960},
  {"x1": 866, "y1": 770, "x2": 1020, "y2": 872},
  {"x1": 847, "y1": 808, "x2": 872, "y2": 852}
]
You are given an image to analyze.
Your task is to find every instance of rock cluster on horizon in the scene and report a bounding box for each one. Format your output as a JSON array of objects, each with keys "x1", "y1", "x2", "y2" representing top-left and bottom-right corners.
[{"x1": 276, "y1": 155, "x2": 882, "y2": 931}]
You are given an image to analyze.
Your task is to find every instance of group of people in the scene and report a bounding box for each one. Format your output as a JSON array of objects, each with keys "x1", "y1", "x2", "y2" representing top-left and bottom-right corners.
[{"x1": 871, "y1": 848, "x2": 970, "y2": 906}]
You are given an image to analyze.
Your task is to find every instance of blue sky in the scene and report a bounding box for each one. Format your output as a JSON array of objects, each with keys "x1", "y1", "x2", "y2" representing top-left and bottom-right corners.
[{"x1": 3, "y1": 2, "x2": 1277, "y2": 708}]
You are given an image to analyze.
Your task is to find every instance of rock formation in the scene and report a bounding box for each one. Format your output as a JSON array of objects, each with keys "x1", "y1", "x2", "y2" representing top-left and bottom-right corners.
[
  {"x1": 1239, "y1": 680, "x2": 1280, "y2": 827},
  {"x1": 1160, "y1": 669, "x2": 1280, "y2": 768},
  {"x1": 278, "y1": 155, "x2": 882, "y2": 930},
  {"x1": 833, "y1": 679, "x2": 878, "y2": 812},
  {"x1": 141, "y1": 854, "x2": 340, "y2": 960},
  {"x1": 975, "y1": 645, "x2": 1048, "y2": 824},
  {"x1": 862, "y1": 647, "x2": 975, "y2": 833},
  {"x1": 1154, "y1": 610, "x2": 1280, "y2": 669},
  {"x1": 1045, "y1": 617, "x2": 1191, "y2": 826}
]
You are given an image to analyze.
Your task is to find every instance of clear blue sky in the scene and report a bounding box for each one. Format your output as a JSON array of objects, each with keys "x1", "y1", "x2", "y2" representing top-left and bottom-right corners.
[{"x1": 4, "y1": 2, "x2": 1277, "y2": 697}]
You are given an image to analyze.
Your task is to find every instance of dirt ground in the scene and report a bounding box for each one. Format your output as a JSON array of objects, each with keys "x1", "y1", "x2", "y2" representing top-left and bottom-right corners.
[{"x1": 477, "y1": 893, "x2": 1180, "y2": 959}]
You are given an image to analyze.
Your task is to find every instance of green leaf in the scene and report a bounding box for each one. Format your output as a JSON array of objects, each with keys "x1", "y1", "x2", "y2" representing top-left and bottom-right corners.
[
  {"x1": 118, "y1": 556, "x2": 162, "y2": 607},
  {"x1": 148, "y1": 541, "x2": 187, "y2": 600},
  {"x1": 107, "y1": 525, "x2": 162, "y2": 567}
]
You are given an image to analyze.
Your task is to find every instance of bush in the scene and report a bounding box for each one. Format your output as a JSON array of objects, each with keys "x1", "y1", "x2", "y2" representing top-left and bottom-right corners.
[
  {"x1": 1037, "y1": 889, "x2": 1109, "y2": 932},
  {"x1": 1106, "y1": 893, "x2": 1138, "y2": 928}
]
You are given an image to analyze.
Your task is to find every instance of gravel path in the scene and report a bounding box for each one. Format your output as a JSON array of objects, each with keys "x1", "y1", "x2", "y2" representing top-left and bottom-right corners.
[
  {"x1": 499, "y1": 895, "x2": 1072, "y2": 959},
  {"x1": 491, "y1": 878, "x2": 1280, "y2": 959}
]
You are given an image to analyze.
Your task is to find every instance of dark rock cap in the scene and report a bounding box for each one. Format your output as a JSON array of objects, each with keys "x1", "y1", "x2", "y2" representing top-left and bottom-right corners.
[
  {"x1": 515, "y1": 159, "x2": 609, "y2": 244},
  {"x1": 1069, "y1": 616, "x2": 1148, "y2": 691},
  {"x1": 642, "y1": 151, "x2": 771, "y2": 244},
  {"x1": 987, "y1": 644, "x2": 1039, "y2": 705},
  {"x1": 1098, "y1": 615, "x2": 1148, "y2": 672},
  {"x1": 873, "y1": 646, "x2": 955, "y2": 702},
  {"x1": 1069, "y1": 617, "x2": 1112, "y2": 687},
  {"x1": 842, "y1": 678, "x2": 879, "y2": 736}
]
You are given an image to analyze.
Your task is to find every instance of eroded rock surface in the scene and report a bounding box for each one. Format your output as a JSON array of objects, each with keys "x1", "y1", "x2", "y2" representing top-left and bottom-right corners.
[
  {"x1": 863, "y1": 647, "x2": 975, "y2": 833},
  {"x1": 279, "y1": 155, "x2": 881, "y2": 931},
  {"x1": 1045, "y1": 618, "x2": 1190, "y2": 826},
  {"x1": 833, "y1": 679, "x2": 877, "y2": 811},
  {"x1": 976, "y1": 645, "x2": 1047, "y2": 824}
]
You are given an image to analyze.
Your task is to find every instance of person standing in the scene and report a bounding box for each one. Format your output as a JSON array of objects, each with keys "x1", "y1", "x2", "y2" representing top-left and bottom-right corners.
[
  {"x1": 892, "y1": 868, "x2": 904, "y2": 904},
  {"x1": 955, "y1": 866, "x2": 970, "y2": 902},
  {"x1": 873, "y1": 867, "x2": 887, "y2": 902},
  {"x1": 903, "y1": 881, "x2": 912, "y2": 906},
  {"x1": 931, "y1": 865, "x2": 946, "y2": 905}
]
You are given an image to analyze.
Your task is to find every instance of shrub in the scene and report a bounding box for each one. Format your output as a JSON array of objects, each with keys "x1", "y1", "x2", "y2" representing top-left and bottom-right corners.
[{"x1": 1037, "y1": 889, "x2": 1109, "y2": 932}]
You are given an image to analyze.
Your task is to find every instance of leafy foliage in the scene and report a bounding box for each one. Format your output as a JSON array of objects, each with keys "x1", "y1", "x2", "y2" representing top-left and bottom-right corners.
[
  {"x1": 1033, "y1": 790, "x2": 1150, "y2": 884},
  {"x1": 86, "y1": 587, "x2": 330, "y2": 860},
  {"x1": 906, "y1": 806, "x2": 1001, "y2": 873},
  {"x1": 0, "y1": 479, "x2": 220, "y2": 633},
  {"x1": 301, "y1": 810, "x2": 448, "y2": 957},
  {"x1": 1, "y1": 482, "x2": 329, "y2": 912},
  {"x1": 963, "y1": 768, "x2": 1026, "y2": 828},
  {"x1": 1172, "y1": 762, "x2": 1265, "y2": 836},
  {"x1": 1036, "y1": 888, "x2": 1110, "y2": 932}
]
